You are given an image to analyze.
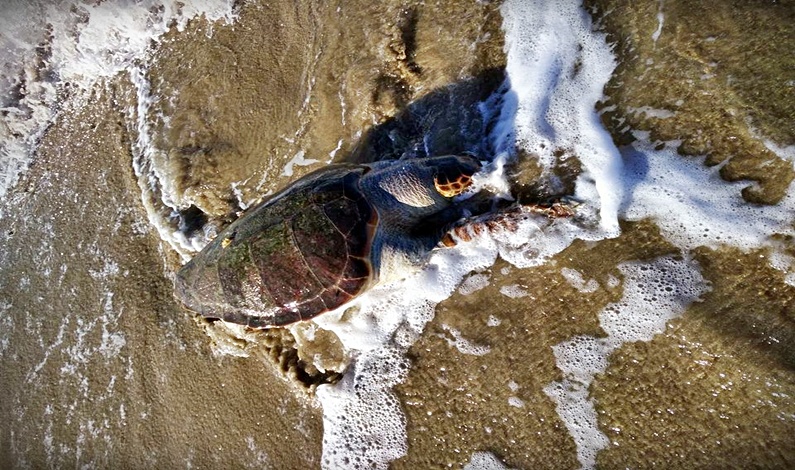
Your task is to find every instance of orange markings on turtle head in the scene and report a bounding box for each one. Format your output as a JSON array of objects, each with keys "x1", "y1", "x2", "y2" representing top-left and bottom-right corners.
[{"x1": 434, "y1": 174, "x2": 473, "y2": 198}]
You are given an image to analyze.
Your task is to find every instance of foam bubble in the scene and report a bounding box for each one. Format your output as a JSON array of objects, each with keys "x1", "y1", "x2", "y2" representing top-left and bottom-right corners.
[
  {"x1": 493, "y1": 210, "x2": 588, "y2": 269},
  {"x1": 317, "y1": 349, "x2": 408, "y2": 470},
  {"x1": 282, "y1": 150, "x2": 320, "y2": 177},
  {"x1": 458, "y1": 273, "x2": 491, "y2": 295},
  {"x1": 768, "y1": 251, "x2": 795, "y2": 287},
  {"x1": 312, "y1": 1, "x2": 633, "y2": 467},
  {"x1": 128, "y1": 67, "x2": 207, "y2": 259},
  {"x1": 311, "y1": 203, "x2": 593, "y2": 468},
  {"x1": 312, "y1": 207, "x2": 579, "y2": 466},
  {"x1": 651, "y1": 0, "x2": 666, "y2": 44},
  {"x1": 438, "y1": 324, "x2": 491, "y2": 356},
  {"x1": 508, "y1": 396, "x2": 525, "y2": 408},
  {"x1": 499, "y1": 284, "x2": 529, "y2": 298},
  {"x1": 560, "y1": 267, "x2": 599, "y2": 293},
  {"x1": 9, "y1": 2, "x2": 789, "y2": 469}
]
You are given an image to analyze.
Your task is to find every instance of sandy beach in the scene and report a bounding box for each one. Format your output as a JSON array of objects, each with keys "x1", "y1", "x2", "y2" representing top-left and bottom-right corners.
[{"x1": 1, "y1": 1, "x2": 793, "y2": 468}]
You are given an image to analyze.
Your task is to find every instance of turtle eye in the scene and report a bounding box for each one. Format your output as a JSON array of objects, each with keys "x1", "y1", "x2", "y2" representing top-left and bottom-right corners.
[{"x1": 434, "y1": 174, "x2": 473, "y2": 198}]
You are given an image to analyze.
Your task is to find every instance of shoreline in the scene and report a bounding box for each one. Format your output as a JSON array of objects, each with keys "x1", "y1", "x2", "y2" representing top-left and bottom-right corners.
[{"x1": 1, "y1": 1, "x2": 793, "y2": 468}]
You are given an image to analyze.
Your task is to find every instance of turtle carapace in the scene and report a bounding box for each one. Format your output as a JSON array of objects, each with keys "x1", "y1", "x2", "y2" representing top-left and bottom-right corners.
[{"x1": 174, "y1": 155, "x2": 481, "y2": 328}]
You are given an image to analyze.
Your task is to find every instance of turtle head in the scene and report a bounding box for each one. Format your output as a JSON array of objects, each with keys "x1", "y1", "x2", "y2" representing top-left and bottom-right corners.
[
  {"x1": 432, "y1": 157, "x2": 479, "y2": 198},
  {"x1": 361, "y1": 155, "x2": 485, "y2": 275},
  {"x1": 365, "y1": 155, "x2": 482, "y2": 213}
]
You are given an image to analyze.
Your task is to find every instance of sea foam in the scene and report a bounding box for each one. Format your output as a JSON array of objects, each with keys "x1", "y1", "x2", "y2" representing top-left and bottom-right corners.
[
  {"x1": 622, "y1": 139, "x2": 795, "y2": 251},
  {"x1": 500, "y1": 0, "x2": 623, "y2": 236},
  {"x1": 0, "y1": 0, "x2": 237, "y2": 214},
  {"x1": 545, "y1": 256, "x2": 708, "y2": 469}
]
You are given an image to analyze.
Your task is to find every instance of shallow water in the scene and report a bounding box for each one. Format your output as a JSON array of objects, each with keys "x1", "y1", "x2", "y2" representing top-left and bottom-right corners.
[{"x1": 1, "y1": 0, "x2": 794, "y2": 469}]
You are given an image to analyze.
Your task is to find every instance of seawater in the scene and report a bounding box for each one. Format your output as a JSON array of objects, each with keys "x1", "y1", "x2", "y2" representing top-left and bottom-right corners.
[
  {"x1": 1, "y1": 0, "x2": 793, "y2": 469},
  {"x1": 0, "y1": 0, "x2": 237, "y2": 213}
]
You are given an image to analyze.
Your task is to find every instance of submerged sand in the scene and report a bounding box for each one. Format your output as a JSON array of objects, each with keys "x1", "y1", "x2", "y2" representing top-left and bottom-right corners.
[{"x1": 1, "y1": 1, "x2": 793, "y2": 468}]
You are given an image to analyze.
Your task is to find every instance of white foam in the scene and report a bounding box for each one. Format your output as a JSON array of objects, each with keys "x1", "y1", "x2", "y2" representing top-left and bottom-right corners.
[
  {"x1": 652, "y1": 0, "x2": 666, "y2": 45},
  {"x1": 230, "y1": 179, "x2": 253, "y2": 211},
  {"x1": 0, "y1": 300, "x2": 13, "y2": 358},
  {"x1": 508, "y1": 396, "x2": 525, "y2": 408},
  {"x1": 128, "y1": 67, "x2": 205, "y2": 259},
  {"x1": 560, "y1": 267, "x2": 599, "y2": 293},
  {"x1": 15, "y1": 1, "x2": 787, "y2": 469},
  {"x1": 282, "y1": 150, "x2": 320, "y2": 177},
  {"x1": 769, "y1": 251, "x2": 795, "y2": 287},
  {"x1": 149, "y1": 0, "x2": 791, "y2": 467},
  {"x1": 545, "y1": 256, "x2": 708, "y2": 469},
  {"x1": 438, "y1": 324, "x2": 491, "y2": 356},
  {"x1": 313, "y1": 210, "x2": 583, "y2": 468},
  {"x1": 0, "y1": 0, "x2": 237, "y2": 213},
  {"x1": 328, "y1": 138, "x2": 344, "y2": 163},
  {"x1": 458, "y1": 273, "x2": 491, "y2": 295},
  {"x1": 464, "y1": 451, "x2": 515, "y2": 470},
  {"x1": 316, "y1": 348, "x2": 409, "y2": 470},
  {"x1": 761, "y1": 139, "x2": 795, "y2": 163},
  {"x1": 499, "y1": 0, "x2": 623, "y2": 237},
  {"x1": 499, "y1": 284, "x2": 529, "y2": 298},
  {"x1": 621, "y1": 140, "x2": 795, "y2": 251},
  {"x1": 627, "y1": 105, "x2": 675, "y2": 120}
]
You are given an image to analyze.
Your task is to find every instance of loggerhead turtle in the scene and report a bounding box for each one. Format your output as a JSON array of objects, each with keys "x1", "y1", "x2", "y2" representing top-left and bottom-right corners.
[{"x1": 174, "y1": 155, "x2": 485, "y2": 328}]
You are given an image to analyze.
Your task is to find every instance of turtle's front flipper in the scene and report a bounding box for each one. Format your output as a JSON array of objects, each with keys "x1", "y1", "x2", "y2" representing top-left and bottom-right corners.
[{"x1": 438, "y1": 201, "x2": 577, "y2": 248}]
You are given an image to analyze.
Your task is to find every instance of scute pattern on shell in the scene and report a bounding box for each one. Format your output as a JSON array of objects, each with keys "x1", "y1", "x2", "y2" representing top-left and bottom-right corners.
[{"x1": 175, "y1": 166, "x2": 377, "y2": 328}]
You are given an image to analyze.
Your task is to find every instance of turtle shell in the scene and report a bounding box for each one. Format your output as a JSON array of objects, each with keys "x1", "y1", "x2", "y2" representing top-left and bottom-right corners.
[{"x1": 174, "y1": 165, "x2": 378, "y2": 328}]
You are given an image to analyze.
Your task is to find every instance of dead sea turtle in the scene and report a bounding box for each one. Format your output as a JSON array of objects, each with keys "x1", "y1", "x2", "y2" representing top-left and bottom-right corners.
[{"x1": 174, "y1": 155, "x2": 483, "y2": 328}]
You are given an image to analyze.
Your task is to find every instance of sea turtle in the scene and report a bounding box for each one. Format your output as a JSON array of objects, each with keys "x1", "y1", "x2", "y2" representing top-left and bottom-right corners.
[{"x1": 174, "y1": 155, "x2": 484, "y2": 328}]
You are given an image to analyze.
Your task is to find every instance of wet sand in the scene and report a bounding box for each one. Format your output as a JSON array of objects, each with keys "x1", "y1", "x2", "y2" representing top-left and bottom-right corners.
[
  {"x1": 0, "y1": 86, "x2": 322, "y2": 468},
  {"x1": 1, "y1": 1, "x2": 794, "y2": 468}
]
